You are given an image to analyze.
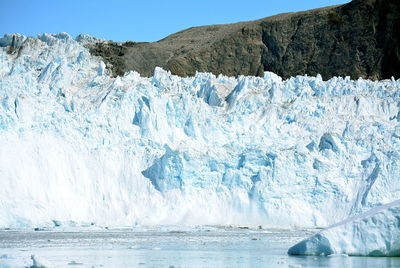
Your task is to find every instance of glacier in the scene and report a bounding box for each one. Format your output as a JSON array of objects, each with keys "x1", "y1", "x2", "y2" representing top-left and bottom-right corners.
[
  {"x1": 0, "y1": 33, "x2": 399, "y2": 228},
  {"x1": 288, "y1": 199, "x2": 400, "y2": 256}
]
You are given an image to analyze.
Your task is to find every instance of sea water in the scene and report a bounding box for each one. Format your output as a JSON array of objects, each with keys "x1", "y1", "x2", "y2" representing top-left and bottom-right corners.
[{"x1": 0, "y1": 227, "x2": 399, "y2": 268}]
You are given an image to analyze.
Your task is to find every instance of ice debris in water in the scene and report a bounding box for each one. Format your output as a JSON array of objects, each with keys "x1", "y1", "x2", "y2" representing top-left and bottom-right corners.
[
  {"x1": 0, "y1": 33, "x2": 399, "y2": 228},
  {"x1": 30, "y1": 255, "x2": 53, "y2": 268},
  {"x1": 288, "y1": 199, "x2": 400, "y2": 256}
]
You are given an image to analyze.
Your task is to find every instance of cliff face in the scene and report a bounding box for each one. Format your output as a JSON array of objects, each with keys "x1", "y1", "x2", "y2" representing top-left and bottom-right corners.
[{"x1": 88, "y1": 0, "x2": 400, "y2": 80}]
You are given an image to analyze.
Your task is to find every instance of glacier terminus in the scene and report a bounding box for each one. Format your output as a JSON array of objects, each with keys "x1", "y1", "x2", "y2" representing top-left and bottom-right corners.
[{"x1": 0, "y1": 33, "x2": 399, "y2": 258}]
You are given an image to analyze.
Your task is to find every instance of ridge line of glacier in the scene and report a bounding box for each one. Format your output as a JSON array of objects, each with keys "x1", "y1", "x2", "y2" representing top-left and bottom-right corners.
[{"x1": 0, "y1": 33, "x2": 399, "y2": 228}]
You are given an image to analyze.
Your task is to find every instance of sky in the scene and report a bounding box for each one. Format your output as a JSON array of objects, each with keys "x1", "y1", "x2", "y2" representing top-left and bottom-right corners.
[{"x1": 0, "y1": 0, "x2": 349, "y2": 42}]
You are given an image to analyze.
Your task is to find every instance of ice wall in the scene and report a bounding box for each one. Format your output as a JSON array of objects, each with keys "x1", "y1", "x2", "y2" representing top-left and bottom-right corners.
[{"x1": 0, "y1": 33, "x2": 399, "y2": 228}]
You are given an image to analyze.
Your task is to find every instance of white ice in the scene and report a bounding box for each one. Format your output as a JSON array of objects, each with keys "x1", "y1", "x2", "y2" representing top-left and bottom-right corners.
[
  {"x1": 30, "y1": 255, "x2": 54, "y2": 268},
  {"x1": 288, "y1": 199, "x2": 400, "y2": 256},
  {"x1": 0, "y1": 33, "x2": 399, "y2": 228}
]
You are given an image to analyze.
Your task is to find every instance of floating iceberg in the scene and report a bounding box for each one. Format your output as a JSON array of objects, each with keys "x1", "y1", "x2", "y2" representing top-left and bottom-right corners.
[
  {"x1": 0, "y1": 33, "x2": 399, "y2": 228},
  {"x1": 30, "y1": 255, "x2": 53, "y2": 268},
  {"x1": 288, "y1": 199, "x2": 400, "y2": 256}
]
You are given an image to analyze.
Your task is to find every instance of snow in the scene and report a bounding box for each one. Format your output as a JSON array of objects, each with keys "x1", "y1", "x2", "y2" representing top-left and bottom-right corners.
[
  {"x1": 288, "y1": 199, "x2": 400, "y2": 256},
  {"x1": 0, "y1": 33, "x2": 399, "y2": 228}
]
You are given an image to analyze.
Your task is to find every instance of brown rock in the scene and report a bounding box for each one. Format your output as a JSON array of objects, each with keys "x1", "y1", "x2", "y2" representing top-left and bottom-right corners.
[{"x1": 87, "y1": 0, "x2": 400, "y2": 80}]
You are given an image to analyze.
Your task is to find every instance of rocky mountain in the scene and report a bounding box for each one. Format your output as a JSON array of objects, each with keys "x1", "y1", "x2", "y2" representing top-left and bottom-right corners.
[{"x1": 87, "y1": 0, "x2": 400, "y2": 80}]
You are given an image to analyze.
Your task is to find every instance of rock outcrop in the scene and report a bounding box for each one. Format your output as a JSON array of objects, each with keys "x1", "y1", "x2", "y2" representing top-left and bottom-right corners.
[{"x1": 87, "y1": 0, "x2": 400, "y2": 80}]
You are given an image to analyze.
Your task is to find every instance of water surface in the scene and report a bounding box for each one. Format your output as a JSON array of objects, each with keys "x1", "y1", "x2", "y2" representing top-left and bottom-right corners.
[{"x1": 0, "y1": 227, "x2": 398, "y2": 268}]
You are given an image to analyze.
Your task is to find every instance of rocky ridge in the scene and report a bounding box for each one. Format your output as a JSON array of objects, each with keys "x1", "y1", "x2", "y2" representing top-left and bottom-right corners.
[{"x1": 87, "y1": 0, "x2": 400, "y2": 80}]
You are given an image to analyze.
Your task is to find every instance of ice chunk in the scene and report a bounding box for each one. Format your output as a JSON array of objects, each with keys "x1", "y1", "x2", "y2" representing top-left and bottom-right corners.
[
  {"x1": 30, "y1": 255, "x2": 54, "y2": 268},
  {"x1": 197, "y1": 80, "x2": 223, "y2": 106},
  {"x1": 75, "y1": 33, "x2": 106, "y2": 44},
  {"x1": 288, "y1": 200, "x2": 400, "y2": 256},
  {"x1": 141, "y1": 146, "x2": 183, "y2": 192},
  {"x1": 0, "y1": 33, "x2": 27, "y2": 48},
  {"x1": 318, "y1": 133, "x2": 340, "y2": 152},
  {"x1": 97, "y1": 61, "x2": 106, "y2": 76}
]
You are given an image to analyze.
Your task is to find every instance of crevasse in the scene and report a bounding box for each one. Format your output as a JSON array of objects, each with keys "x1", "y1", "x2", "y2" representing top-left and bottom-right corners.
[{"x1": 0, "y1": 33, "x2": 399, "y2": 228}]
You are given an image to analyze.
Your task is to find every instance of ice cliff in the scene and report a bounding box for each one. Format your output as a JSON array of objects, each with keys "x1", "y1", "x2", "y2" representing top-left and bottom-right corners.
[
  {"x1": 0, "y1": 33, "x2": 399, "y2": 228},
  {"x1": 288, "y1": 199, "x2": 400, "y2": 256}
]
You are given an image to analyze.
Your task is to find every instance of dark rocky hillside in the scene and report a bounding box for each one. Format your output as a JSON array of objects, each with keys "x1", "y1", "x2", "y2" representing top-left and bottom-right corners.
[{"x1": 87, "y1": 0, "x2": 400, "y2": 80}]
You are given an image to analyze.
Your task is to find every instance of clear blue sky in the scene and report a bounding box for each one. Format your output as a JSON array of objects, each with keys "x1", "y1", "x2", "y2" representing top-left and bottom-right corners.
[{"x1": 0, "y1": 0, "x2": 349, "y2": 42}]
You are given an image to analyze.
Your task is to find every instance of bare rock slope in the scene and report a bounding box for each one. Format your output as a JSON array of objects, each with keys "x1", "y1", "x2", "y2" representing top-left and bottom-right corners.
[{"x1": 88, "y1": 0, "x2": 400, "y2": 80}]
